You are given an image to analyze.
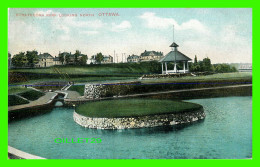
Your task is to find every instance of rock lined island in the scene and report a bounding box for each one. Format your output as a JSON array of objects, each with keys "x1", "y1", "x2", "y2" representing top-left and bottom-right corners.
[{"x1": 73, "y1": 99, "x2": 206, "y2": 129}]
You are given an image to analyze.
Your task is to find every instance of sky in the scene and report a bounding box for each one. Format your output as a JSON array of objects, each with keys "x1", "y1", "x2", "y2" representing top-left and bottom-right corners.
[{"x1": 8, "y1": 8, "x2": 252, "y2": 63}]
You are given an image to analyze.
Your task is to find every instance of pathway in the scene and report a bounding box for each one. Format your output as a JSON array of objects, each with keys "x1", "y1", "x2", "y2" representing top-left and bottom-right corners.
[
  {"x1": 55, "y1": 90, "x2": 81, "y2": 100},
  {"x1": 66, "y1": 84, "x2": 252, "y2": 103},
  {"x1": 8, "y1": 92, "x2": 58, "y2": 112}
]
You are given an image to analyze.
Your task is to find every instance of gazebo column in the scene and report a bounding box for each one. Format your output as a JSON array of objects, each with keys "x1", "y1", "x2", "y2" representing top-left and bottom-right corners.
[
  {"x1": 165, "y1": 62, "x2": 168, "y2": 74},
  {"x1": 183, "y1": 61, "x2": 186, "y2": 73},
  {"x1": 161, "y1": 63, "x2": 164, "y2": 74},
  {"x1": 174, "y1": 62, "x2": 177, "y2": 73}
]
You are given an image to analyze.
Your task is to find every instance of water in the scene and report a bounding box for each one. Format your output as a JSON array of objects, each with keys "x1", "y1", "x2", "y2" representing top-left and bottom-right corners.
[{"x1": 8, "y1": 96, "x2": 252, "y2": 159}]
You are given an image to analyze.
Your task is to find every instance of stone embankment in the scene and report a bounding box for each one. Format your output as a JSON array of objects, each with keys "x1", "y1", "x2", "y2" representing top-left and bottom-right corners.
[
  {"x1": 73, "y1": 108, "x2": 205, "y2": 129},
  {"x1": 84, "y1": 81, "x2": 140, "y2": 99}
]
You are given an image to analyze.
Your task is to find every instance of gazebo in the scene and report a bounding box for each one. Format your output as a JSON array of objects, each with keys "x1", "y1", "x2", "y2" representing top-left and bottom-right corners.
[{"x1": 159, "y1": 42, "x2": 192, "y2": 74}]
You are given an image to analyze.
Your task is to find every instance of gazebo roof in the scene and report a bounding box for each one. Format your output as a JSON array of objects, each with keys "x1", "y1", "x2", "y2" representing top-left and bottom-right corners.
[
  {"x1": 159, "y1": 50, "x2": 191, "y2": 62},
  {"x1": 169, "y1": 42, "x2": 179, "y2": 47}
]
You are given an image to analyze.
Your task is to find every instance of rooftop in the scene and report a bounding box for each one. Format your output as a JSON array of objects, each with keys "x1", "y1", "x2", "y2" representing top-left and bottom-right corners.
[
  {"x1": 38, "y1": 53, "x2": 54, "y2": 59},
  {"x1": 159, "y1": 50, "x2": 192, "y2": 62},
  {"x1": 141, "y1": 51, "x2": 163, "y2": 57}
]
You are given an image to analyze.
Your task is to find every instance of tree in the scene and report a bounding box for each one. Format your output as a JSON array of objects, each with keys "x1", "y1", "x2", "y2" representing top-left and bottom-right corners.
[
  {"x1": 79, "y1": 54, "x2": 88, "y2": 65},
  {"x1": 12, "y1": 52, "x2": 27, "y2": 67},
  {"x1": 202, "y1": 57, "x2": 212, "y2": 71},
  {"x1": 194, "y1": 55, "x2": 198, "y2": 64},
  {"x1": 65, "y1": 54, "x2": 70, "y2": 64},
  {"x1": 74, "y1": 50, "x2": 80, "y2": 64},
  {"x1": 58, "y1": 53, "x2": 65, "y2": 65},
  {"x1": 214, "y1": 64, "x2": 237, "y2": 73},
  {"x1": 95, "y1": 52, "x2": 104, "y2": 64},
  {"x1": 26, "y1": 50, "x2": 38, "y2": 67}
]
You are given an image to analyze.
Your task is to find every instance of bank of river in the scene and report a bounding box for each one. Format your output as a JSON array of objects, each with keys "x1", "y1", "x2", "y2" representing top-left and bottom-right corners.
[{"x1": 8, "y1": 96, "x2": 252, "y2": 159}]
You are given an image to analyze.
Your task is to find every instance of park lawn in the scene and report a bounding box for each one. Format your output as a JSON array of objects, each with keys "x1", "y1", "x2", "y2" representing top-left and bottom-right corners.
[
  {"x1": 141, "y1": 72, "x2": 252, "y2": 84},
  {"x1": 18, "y1": 89, "x2": 45, "y2": 101},
  {"x1": 75, "y1": 99, "x2": 203, "y2": 118},
  {"x1": 8, "y1": 95, "x2": 29, "y2": 106}
]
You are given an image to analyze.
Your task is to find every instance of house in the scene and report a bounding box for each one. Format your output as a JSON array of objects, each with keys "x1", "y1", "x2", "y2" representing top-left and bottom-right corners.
[
  {"x1": 59, "y1": 51, "x2": 87, "y2": 65},
  {"x1": 88, "y1": 55, "x2": 97, "y2": 64},
  {"x1": 54, "y1": 56, "x2": 62, "y2": 65},
  {"x1": 102, "y1": 55, "x2": 113, "y2": 64},
  {"x1": 139, "y1": 50, "x2": 163, "y2": 62},
  {"x1": 88, "y1": 55, "x2": 113, "y2": 64},
  {"x1": 127, "y1": 55, "x2": 140, "y2": 63},
  {"x1": 36, "y1": 53, "x2": 54, "y2": 67}
]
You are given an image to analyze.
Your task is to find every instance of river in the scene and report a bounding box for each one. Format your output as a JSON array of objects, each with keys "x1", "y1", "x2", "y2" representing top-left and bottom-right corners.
[{"x1": 8, "y1": 96, "x2": 252, "y2": 159}]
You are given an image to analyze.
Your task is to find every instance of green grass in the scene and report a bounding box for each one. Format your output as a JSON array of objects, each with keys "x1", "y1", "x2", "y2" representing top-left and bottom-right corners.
[
  {"x1": 141, "y1": 72, "x2": 252, "y2": 84},
  {"x1": 9, "y1": 62, "x2": 159, "y2": 75},
  {"x1": 8, "y1": 76, "x2": 138, "y2": 86},
  {"x1": 8, "y1": 95, "x2": 29, "y2": 106},
  {"x1": 75, "y1": 99, "x2": 203, "y2": 118},
  {"x1": 18, "y1": 89, "x2": 45, "y2": 101},
  {"x1": 68, "y1": 85, "x2": 85, "y2": 96},
  {"x1": 8, "y1": 87, "x2": 28, "y2": 94}
]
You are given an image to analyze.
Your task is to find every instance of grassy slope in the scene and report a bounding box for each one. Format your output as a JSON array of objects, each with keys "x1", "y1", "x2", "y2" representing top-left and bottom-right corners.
[
  {"x1": 75, "y1": 99, "x2": 202, "y2": 118},
  {"x1": 68, "y1": 85, "x2": 85, "y2": 96},
  {"x1": 8, "y1": 87, "x2": 28, "y2": 94},
  {"x1": 9, "y1": 63, "x2": 154, "y2": 75},
  {"x1": 8, "y1": 63, "x2": 147, "y2": 85},
  {"x1": 8, "y1": 95, "x2": 29, "y2": 106},
  {"x1": 18, "y1": 90, "x2": 45, "y2": 101}
]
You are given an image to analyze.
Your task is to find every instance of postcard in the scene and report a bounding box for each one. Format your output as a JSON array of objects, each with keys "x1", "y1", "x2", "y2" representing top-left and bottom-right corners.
[{"x1": 8, "y1": 8, "x2": 252, "y2": 159}]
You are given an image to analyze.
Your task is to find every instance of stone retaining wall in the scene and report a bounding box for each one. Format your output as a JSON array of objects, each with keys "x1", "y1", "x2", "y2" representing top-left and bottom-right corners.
[
  {"x1": 84, "y1": 84, "x2": 105, "y2": 99},
  {"x1": 73, "y1": 109, "x2": 205, "y2": 129},
  {"x1": 84, "y1": 81, "x2": 140, "y2": 99}
]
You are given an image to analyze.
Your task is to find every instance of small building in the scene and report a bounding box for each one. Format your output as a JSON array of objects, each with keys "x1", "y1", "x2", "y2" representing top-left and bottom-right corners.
[
  {"x1": 238, "y1": 63, "x2": 252, "y2": 72},
  {"x1": 88, "y1": 55, "x2": 97, "y2": 64},
  {"x1": 54, "y1": 56, "x2": 62, "y2": 65},
  {"x1": 159, "y1": 42, "x2": 191, "y2": 74},
  {"x1": 36, "y1": 53, "x2": 54, "y2": 67},
  {"x1": 140, "y1": 50, "x2": 163, "y2": 62},
  {"x1": 127, "y1": 55, "x2": 140, "y2": 63},
  {"x1": 88, "y1": 55, "x2": 113, "y2": 64},
  {"x1": 102, "y1": 55, "x2": 113, "y2": 64}
]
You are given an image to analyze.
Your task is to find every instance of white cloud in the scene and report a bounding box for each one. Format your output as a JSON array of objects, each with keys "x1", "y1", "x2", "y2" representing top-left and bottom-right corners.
[
  {"x1": 139, "y1": 12, "x2": 208, "y2": 34},
  {"x1": 80, "y1": 30, "x2": 99, "y2": 35},
  {"x1": 180, "y1": 19, "x2": 208, "y2": 33},
  {"x1": 68, "y1": 19, "x2": 105, "y2": 29},
  {"x1": 8, "y1": 20, "x2": 43, "y2": 44},
  {"x1": 59, "y1": 34, "x2": 71, "y2": 41},
  {"x1": 181, "y1": 24, "x2": 252, "y2": 64},
  {"x1": 139, "y1": 12, "x2": 177, "y2": 29},
  {"x1": 111, "y1": 21, "x2": 132, "y2": 32}
]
